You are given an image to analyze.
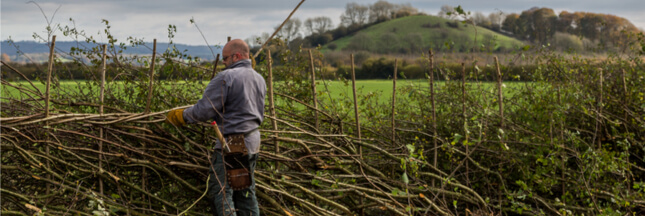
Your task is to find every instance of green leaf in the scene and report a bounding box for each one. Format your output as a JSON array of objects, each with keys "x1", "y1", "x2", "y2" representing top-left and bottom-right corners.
[
  {"x1": 406, "y1": 144, "x2": 415, "y2": 153},
  {"x1": 402, "y1": 172, "x2": 409, "y2": 184},
  {"x1": 454, "y1": 6, "x2": 464, "y2": 14},
  {"x1": 111, "y1": 194, "x2": 120, "y2": 199},
  {"x1": 451, "y1": 134, "x2": 463, "y2": 145},
  {"x1": 392, "y1": 188, "x2": 400, "y2": 196}
]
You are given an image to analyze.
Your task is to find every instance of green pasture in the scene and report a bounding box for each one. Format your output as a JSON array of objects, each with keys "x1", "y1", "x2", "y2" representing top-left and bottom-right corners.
[{"x1": 2, "y1": 79, "x2": 529, "y2": 103}]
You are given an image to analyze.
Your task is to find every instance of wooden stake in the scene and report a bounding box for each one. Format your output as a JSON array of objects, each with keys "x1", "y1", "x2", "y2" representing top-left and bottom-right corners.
[
  {"x1": 556, "y1": 76, "x2": 565, "y2": 203},
  {"x1": 461, "y1": 62, "x2": 469, "y2": 185},
  {"x1": 309, "y1": 50, "x2": 319, "y2": 131},
  {"x1": 145, "y1": 39, "x2": 157, "y2": 114},
  {"x1": 267, "y1": 50, "x2": 279, "y2": 170},
  {"x1": 45, "y1": 35, "x2": 56, "y2": 196},
  {"x1": 392, "y1": 59, "x2": 398, "y2": 146},
  {"x1": 350, "y1": 54, "x2": 362, "y2": 158},
  {"x1": 46, "y1": 35, "x2": 56, "y2": 117},
  {"x1": 494, "y1": 57, "x2": 504, "y2": 128},
  {"x1": 428, "y1": 49, "x2": 438, "y2": 187},
  {"x1": 622, "y1": 69, "x2": 628, "y2": 122},
  {"x1": 210, "y1": 54, "x2": 220, "y2": 80},
  {"x1": 252, "y1": 0, "x2": 305, "y2": 59},
  {"x1": 143, "y1": 39, "x2": 157, "y2": 211},
  {"x1": 622, "y1": 68, "x2": 630, "y2": 196},
  {"x1": 99, "y1": 44, "x2": 107, "y2": 195},
  {"x1": 597, "y1": 68, "x2": 603, "y2": 149},
  {"x1": 227, "y1": 36, "x2": 231, "y2": 42}
]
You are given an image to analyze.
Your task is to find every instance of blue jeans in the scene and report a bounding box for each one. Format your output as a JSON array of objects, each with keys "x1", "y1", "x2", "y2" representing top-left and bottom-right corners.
[{"x1": 208, "y1": 151, "x2": 259, "y2": 216}]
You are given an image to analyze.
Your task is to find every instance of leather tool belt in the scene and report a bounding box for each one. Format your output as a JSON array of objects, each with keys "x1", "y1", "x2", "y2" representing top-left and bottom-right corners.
[{"x1": 224, "y1": 134, "x2": 251, "y2": 191}]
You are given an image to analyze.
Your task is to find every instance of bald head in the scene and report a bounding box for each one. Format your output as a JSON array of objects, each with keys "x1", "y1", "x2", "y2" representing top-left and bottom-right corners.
[{"x1": 222, "y1": 39, "x2": 250, "y2": 67}]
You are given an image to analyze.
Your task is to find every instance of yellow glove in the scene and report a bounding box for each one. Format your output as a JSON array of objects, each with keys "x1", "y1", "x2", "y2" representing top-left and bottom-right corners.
[{"x1": 166, "y1": 109, "x2": 186, "y2": 127}]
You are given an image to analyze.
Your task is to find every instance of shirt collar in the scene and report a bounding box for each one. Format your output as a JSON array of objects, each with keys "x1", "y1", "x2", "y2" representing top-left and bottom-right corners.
[{"x1": 225, "y1": 59, "x2": 252, "y2": 70}]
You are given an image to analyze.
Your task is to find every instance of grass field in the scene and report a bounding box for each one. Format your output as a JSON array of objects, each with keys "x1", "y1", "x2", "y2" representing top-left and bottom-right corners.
[{"x1": 3, "y1": 79, "x2": 528, "y2": 106}]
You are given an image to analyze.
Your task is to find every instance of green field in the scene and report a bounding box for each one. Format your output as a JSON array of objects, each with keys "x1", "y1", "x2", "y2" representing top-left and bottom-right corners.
[{"x1": 3, "y1": 79, "x2": 525, "y2": 104}]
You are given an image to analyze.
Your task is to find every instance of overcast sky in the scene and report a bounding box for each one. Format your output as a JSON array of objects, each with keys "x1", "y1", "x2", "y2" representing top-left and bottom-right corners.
[{"x1": 2, "y1": 0, "x2": 644, "y2": 46}]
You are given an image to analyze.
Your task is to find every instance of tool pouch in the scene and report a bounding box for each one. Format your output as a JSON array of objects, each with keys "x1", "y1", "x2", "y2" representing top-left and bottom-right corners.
[
  {"x1": 224, "y1": 134, "x2": 251, "y2": 191},
  {"x1": 226, "y1": 134, "x2": 247, "y2": 154}
]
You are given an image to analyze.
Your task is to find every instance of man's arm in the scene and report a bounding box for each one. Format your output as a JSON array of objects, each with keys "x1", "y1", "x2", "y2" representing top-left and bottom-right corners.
[{"x1": 182, "y1": 75, "x2": 228, "y2": 123}]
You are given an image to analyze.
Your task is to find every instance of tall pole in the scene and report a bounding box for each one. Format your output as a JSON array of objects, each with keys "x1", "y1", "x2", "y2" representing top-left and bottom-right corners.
[
  {"x1": 267, "y1": 50, "x2": 279, "y2": 170},
  {"x1": 145, "y1": 39, "x2": 157, "y2": 114},
  {"x1": 45, "y1": 35, "x2": 56, "y2": 196},
  {"x1": 461, "y1": 62, "x2": 469, "y2": 185},
  {"x1": 309, "y1": 50, "x2": 319, "y2": 130},
  {"x1": 428, "y1": 49, "x2": 438, "y2": 187},
  {"x1": 252, "y1": 0, "x2": 306, "y2": 59},
  {"x1": 391, "y1": 59, "x2": 398, "y2": 146},
  {"x1": 99, "y1": 44, "x2": 107, "y2": 195},
  {"x1": 494, "y1": 57, "x2": 504, "y2": 128},
  {"x1": 45, "y1": 36, "x2": 56, "y2": 117},
  {"x1": 350, "y1": 54, "x2": 362, "y2": 158},
  {"x1": 210, "y1": 54, "x2": 220, "y2": 80}
]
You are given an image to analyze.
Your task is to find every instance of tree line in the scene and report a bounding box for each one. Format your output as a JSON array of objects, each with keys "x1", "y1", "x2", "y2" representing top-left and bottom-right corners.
[{"x1": 502, "y1": 7, "x2": 640, "y2": 48}]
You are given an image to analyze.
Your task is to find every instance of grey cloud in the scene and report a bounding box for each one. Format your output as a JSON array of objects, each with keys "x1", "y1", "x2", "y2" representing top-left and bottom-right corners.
[{"x1": 2, "y1": 0, "x2": 644, "y2": 45}]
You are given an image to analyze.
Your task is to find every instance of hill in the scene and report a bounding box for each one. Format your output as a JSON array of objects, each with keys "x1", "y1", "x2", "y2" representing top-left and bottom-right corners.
[
  {"x1": 1, "y1": 40, "x2": 222, "y2": 63},
  {"x1": 325, "y1": 15, "x2": 526, "y2": 53}
]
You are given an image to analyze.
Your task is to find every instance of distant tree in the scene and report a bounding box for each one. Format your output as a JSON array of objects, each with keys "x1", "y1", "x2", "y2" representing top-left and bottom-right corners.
[
  {"x1": 327, "y1": 43, "x2": 337, "y2": 51},
  {"x1": 276, "y1": 18, "x2": 302, "y2": 45},
  {"x1": 246, "y1": 32, "x2": 271, "y2": 48},
  {"x1": 304, "y1": 16, "x2": 334, "y2": 36},
  {"x1": 579, "y1": 13, "x2": 604, "y2": 42},
  {"x1": 309, "y1": 33, "x2": 333, "y2": 47},
  {"x1": 438, "y1": 5, "x2": 456, "y2": 20},
  {"x1": 557, "y1": 11, "x2": 637, "y2": 48},
  {"x1": 557, "y1": 11, "x2": 577, "y2": 34},
  {"x1": 472, "y1": 12, "x2": 492, "y2": 28},
  {"x1": 403, "y1": 33, "x2": 423, "y2": 53},
  {"x1": 330, "y1": 25, "x2": 348, "y2": 39},
  {"x1": 502, "y1": 13, "x2": 522, "y2": 35},
  {"x1": 379, "y1": 32, "x2": 399, "y2": 53},
  {"x1": 392, "y1": 3, "x2": 418, "y2": 19},
  {"x1": 602, "y1": 14, "x2": 638, "y2": 47},
  {"x1": 346, "y1": 32, "x2": 373, "y2": 51},
  {"x1": 531, "y1": 8, "x2": 558, "y2": 44},
  {"x1": 340, "y1": 3, "x2": 369, "y2": 26},
  {"x1": 488, "y1": 12, "x2": 505, "y2": 31},
  {"x1": 514, "y1": 7, "x2": 556, "y2": 44},
  {"x1": 369, "y1": 0, "x2": 395, "y2": 23},
  {"x1": 552, "y1": 32, "x2": 584, "y2": 52}
]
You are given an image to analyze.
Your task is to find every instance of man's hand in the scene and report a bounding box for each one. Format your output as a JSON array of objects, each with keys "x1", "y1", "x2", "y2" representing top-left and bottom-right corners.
[{"x1": 166, "y1": 109, "x2": 186, "y2": 127}]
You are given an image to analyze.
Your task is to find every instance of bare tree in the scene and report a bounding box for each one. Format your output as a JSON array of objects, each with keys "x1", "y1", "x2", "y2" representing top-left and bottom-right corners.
[
  {"x1": 438, "y1": 5, "x2": 456, "y2": 20},
  {"x1": 340, "y1": 3, "x2": 369, "y2": 26},
  {"x1": 393, "y1": 3, "x2": 418, "y2": 18},
  {"x1": 304, "y1": 16, "x2": 334, "y2": 35},
  {"x1": 276, "y1": 18, "x2": 302, "y2": 43},
  {"x1": 245, "y1": 32, "x2": 271, "y2": 48},
  {"x1": 472, "y1": 12, "x2": 491, "y2": 28},
  {"x1": 488, "y1": 11, "x2": 506, "y2": 31},
  {"x1": 369, "y1": 0, "x2": 395, "y2": 23}
]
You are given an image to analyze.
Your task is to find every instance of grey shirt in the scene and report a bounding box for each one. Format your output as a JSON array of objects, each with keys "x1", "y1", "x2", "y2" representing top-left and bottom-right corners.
[{"x1": 183, "y1": 59, "x2": 266, "y2": 154}]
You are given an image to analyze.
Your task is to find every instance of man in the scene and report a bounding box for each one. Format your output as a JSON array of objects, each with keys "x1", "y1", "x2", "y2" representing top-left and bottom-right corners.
[{"x1": 166, "y1": 39, "x2": 266, "y2": 216}]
